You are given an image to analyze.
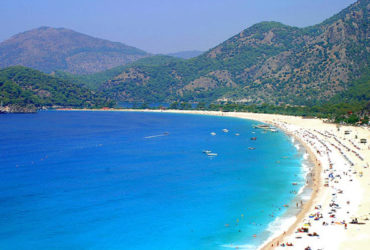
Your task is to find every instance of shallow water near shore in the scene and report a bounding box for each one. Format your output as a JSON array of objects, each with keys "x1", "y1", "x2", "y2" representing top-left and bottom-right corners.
[{"x1": 0, "y1": 111, "x2": 306, "y2": 249}]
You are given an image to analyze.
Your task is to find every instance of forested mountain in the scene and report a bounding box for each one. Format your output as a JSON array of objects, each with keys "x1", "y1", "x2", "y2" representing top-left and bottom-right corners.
[
  {"x1": 0, "y1": 27, "x2": 150, "y2": 74},
  {"x1": 99, "y1": 0, "x2": 369, "y2": 105},
  {"x1": 1, "y1": 0, "x2": 368, "y2": 114},
  {"x1": 54, "y1": 55, "x2": 183, "y2": 90},
  {"x1": 0, "y1": 66, "x2": 114, "y2": 110}
]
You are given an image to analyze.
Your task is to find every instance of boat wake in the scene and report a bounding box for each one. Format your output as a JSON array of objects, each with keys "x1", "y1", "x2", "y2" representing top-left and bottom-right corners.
[{"x1": 144, "y1": 132, "x2": 169, "y2": 139}]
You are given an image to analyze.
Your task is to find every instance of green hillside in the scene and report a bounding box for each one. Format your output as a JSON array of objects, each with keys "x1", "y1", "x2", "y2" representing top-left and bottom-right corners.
[
  {"x1": 329, "y1": 68, "x2": 370, "y2": 105},
  {"x1": 54, "y1": 55, "x2": 183, "y2": 90},
  {"x1": 0, "y1": 66, "x2": 114, "y2": 109},
  {"x1": 97, "y1": 0, "x2": 368, "y2": 106}
]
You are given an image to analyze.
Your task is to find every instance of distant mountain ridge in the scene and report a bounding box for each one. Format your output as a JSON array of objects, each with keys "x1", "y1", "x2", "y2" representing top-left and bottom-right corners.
[
  {"x1": 0, "y1": 27, "x2": 150, "y2": 74},
  {"x1": 167, "y1": 50, "x2": 204, "y2": 59},
  {"x1": 99, "y1": 0, "x2": 369, "y2": 105}
]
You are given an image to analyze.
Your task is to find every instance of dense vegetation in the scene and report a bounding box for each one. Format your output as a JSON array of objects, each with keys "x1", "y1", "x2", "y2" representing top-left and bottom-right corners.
[
  {"x1": 0, "y1": 66, "x2": 114, "y2": 109},
  {"x1": 54, "y1": 66, "x2": 128, "y2": 90},
  {"x1": 54, "y1": 55, "x2": 183, "y2": 90},
  {"x1": 131, "y1": 68, "x2": 369, "y2": 125},
  {"x1": 150, "y1": 99, "x2": 369, "y2": 125},
  {"x1": 202, "y1": 102, "x2": 368, "y2": 125},
  {"x1": 329, "y1": 68, "x2": 370, "y2": 105}
]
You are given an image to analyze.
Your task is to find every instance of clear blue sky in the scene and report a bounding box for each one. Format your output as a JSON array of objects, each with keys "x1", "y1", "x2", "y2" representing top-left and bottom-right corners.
[{"x1": 1, "y1": 0, "x2": 356, "y2": 54}]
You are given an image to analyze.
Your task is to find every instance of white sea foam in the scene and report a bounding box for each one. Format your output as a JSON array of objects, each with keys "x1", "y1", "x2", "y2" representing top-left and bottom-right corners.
[
  {"x1": 303, "y1": 152, "x2": 309, "y2": 160},
  {"x1": 300, "y1": 193, "x2": 312, "y2": 201},
  {"x1": 222, "y1": 243, "x2": 256, "y2": 249},
  {"x1": 256, "y1": 135, "x2": 313, "y2": 249},
  {"x1": 267, "y1": 216, "x2": 296, "y2": 234},
  {"x1": 301, "y1": 162, "x2": 310, "y2": 173},
  {"x1": 297, "y1": 185, "x2": 306, "y2": 196},
  {"x1": 257, "y1": 216, "x2": 297, "y2": 250}
]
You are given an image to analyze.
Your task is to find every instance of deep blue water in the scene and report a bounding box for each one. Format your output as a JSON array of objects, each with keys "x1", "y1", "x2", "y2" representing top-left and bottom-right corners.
[{"x1": 0, "y1": 111, "x2": 304, "y2": 249}]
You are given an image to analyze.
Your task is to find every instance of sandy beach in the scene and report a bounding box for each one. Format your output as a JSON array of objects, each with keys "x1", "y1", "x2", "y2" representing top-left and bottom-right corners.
[{"x1": 60, "y1": 108, "x2": 370, "y2": 249}]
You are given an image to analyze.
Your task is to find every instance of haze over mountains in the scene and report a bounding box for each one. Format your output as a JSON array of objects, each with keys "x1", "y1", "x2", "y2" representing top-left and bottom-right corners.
[
  {"x1": 0, "y1": 27, "x2": 150, "y2": 74},
  {"x1": 167, "y1": 50, "x2": 204, "y2": 59},
  {"x1": 0, "y1": 0, "x2": 368, "y2": 112}
]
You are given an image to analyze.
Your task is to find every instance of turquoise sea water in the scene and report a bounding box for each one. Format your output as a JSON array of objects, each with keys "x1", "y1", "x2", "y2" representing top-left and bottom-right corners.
[{"x1": 0, "y1": 111, "x2": 305, "y2": 249}]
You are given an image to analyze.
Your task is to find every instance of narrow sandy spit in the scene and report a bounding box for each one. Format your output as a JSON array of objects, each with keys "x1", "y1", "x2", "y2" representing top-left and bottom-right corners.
[{"x1": 58, "y1": 109, "x2": 370, "y2": 249}]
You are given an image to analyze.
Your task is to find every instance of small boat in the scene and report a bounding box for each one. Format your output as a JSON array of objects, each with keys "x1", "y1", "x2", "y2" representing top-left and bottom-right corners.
[
  {"x1": 222, "y1": 129, "x2": 229, "y2": 133},
  {"x1": 203, "y1": 150, "x2": 211, "y2": 154},
  {"x1": 253, "y1": 124, "x2": 270, "y2": 129},
  {"x1": 210, "y1": 132, "x2": 216, "y2": 136},
  {"x1": 250, "y1": 137, "x2": 257, "y2": 140},
  {"x1": 292, "y1": 182, "x2": 298, "y2": 186},
  {"x1": 248, "y1": 147, "x2": 255, "y2": 150},
  {"x1": 207, "y1": 152, "x2": 218, "y2": 156},
  {"x1": 253, "y1": 124, "x2": 277, "y2": 132},
  {"x1": 235, "y1": 133, "x2": 240, "y2": 136}
]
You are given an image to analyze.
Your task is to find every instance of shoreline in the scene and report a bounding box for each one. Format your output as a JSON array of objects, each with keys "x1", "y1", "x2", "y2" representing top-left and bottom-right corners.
[
  {"x1": 55, "y1": 108, "x2": 370, "y2": 249},
  {"x1": 259, "y1": 123, "x2": 322, "y2": 249}
]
